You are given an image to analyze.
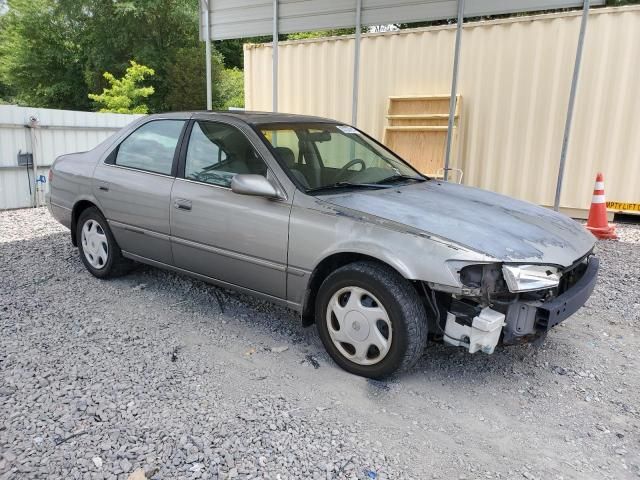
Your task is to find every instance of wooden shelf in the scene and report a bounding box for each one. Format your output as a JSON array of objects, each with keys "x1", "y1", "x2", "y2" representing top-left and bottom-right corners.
[
  {"x1": 385, "y1": 114, "x2": 456, "y2": 120},
  {"x1": 388, "y1": 94, "x2": 452, "y2": 101},
  {"x1": 385, "y1": 126, "x2": 451, "y2": 132},
  {"x1": 382, "y1": 94, "x2": 462, "y2": 176}
]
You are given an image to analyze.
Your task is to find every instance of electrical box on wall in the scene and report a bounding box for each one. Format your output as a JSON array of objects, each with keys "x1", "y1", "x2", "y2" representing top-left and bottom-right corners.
[{"x1": 17, "y1": 151, "x2": 33, "y2": 167}]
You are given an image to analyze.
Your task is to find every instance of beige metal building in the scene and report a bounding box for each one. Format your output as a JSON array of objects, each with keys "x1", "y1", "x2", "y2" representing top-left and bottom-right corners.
[{"x1": 244, "y1": 5, "x2": 640, "y2": 216}]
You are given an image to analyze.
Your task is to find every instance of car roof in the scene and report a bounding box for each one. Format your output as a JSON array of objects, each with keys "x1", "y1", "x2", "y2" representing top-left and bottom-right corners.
[{"x1": 152, "y1": 110, "x2": 339, "y2": 126}]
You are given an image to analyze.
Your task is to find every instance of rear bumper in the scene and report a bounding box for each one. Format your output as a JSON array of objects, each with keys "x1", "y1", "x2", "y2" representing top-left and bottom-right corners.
[{"x1": 49, "y1": 200, "x2": 72, "y2": 230}]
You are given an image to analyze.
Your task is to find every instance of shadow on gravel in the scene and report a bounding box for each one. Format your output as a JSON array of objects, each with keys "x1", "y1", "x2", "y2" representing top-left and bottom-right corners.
[
  {"x1": 118, "y1": 263, "x2": 553, "y2": 388},
  {"x1": 1, "y1": 230, "x2": 558, "y2": 388}
]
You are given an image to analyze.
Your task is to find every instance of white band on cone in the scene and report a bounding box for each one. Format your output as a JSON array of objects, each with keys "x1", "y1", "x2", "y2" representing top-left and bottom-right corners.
[
  {"x1": 594, "y1": 181, "x2": 605, "y2": 190},
  {"x1": 592, "y1": 194, "x2": 606, "y2": 204}
]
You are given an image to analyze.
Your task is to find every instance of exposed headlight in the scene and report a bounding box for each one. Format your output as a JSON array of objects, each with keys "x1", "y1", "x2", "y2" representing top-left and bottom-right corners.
[{"x1": 502, "y1": 264, "x2": 560, "y2": 292}]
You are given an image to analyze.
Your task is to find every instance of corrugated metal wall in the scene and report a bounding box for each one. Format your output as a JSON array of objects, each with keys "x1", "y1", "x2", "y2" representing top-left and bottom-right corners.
[
  {"x1": 0, "y1": 106, "x2": 141, "y2": 210},
  {"x1": 244, "y1": 6, "x2": 640, "y2": 213}
]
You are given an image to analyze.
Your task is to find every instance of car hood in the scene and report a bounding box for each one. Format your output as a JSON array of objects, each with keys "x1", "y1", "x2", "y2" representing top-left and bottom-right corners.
[{"x1": 319, "y1": 181, "x2": 595, "y2": 267}]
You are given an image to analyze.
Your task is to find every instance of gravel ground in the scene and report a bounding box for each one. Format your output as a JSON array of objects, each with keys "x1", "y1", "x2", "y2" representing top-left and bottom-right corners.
[{"x1": 1, "y1": 207, "x2": 639, "y2": 480}]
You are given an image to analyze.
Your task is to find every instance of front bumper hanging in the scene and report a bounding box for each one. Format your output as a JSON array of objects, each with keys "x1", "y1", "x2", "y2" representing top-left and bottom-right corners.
[
  {"x1": 502, "y1": 256, "x2": 599, "y2": 344},
  {"x1": 536, "y1": 256, "x2": 599, "y2": 330}
]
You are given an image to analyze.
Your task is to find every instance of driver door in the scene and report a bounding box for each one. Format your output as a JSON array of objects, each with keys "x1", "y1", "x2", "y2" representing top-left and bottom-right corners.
[{"x1": 170, "y1": 120, "x2": 292, "y2": 299}]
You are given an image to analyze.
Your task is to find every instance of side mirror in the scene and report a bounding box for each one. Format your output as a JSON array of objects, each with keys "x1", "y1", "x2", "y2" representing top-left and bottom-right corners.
[{"x1": 231, "y1": 174, "x2": 281, "y2": 199}]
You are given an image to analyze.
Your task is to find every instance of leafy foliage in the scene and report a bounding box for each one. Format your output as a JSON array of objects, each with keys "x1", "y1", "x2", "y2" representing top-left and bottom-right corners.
[
  {"x1": 88, "y1": 61, "x2": 155, "y2": 114},
  {"x1": 0, "y1": 0, "x2": 90, "y2": 109},
  {"x1": 0, "y1": 0, "x2": 245, "y2": 112},
  {"x1": 285, "y1": 29, "x2": 356, "y2": 40},
  {"x1": 217, "y1": 68, "x2": 244, "y2": 110},
  {"x1": 166, "y1": 46, "x2": 221, "y2": 111},
  {"x1": 215, "y1": 36, "x2": 271, "y2": 70},
  {"x1": 216, "y1": 39, "x2": 247, "y2": 70}
]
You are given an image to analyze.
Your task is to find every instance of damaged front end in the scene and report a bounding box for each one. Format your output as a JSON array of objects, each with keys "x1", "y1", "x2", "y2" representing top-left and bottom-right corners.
[{"x1": 424, "y1": 253, "x2": 599, "y2": 354}]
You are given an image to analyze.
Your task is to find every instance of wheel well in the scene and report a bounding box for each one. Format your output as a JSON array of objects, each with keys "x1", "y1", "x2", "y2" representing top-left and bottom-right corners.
[
  {"x1": 70, "y1": 200, "x2": 98, "y2": 246},
  {"x1": 301, "y1": 253, "x2": 406, "y2": 327}
]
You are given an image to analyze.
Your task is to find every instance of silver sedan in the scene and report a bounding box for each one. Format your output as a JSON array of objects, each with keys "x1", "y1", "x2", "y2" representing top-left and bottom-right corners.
[{"x1": 48, "y1": 111, "x2": 598, "y2": 378}]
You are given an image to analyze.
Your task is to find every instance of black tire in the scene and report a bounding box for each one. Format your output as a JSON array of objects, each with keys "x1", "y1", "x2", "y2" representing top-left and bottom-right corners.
[
  {"x1": 315, "y1": 261, "x2": 428, "y2": 379},
  {"x1": 76, "y1": 207, "x2": 132, "y2": 278}
]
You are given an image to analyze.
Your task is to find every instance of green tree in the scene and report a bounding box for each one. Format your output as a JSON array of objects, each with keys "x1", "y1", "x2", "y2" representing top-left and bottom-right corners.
[
  {"x1": 166, "y1": 45, "x2": 244, "y2": 111},
  {"x1": 0, "y1": 0, "x2": 89, "y2": 109},
  {"x1": 71, "y1": 0, "x2": 202, "y2": 112},
  {"x1": 285, "y1": 28, "x2": 355, "y2": 40},
  {"x1": 165, "y1": 45, "x2": 224, "y2": 111},
  {"x1": 216, "y1": 36, "x2": 271, "y2": 70},
  {"x1": 216, "y1": 68, "x2": 244, "y2": 110},
  {"x1": 0, "y1": 0, "x2": 225, "y2": 112},
  {"x1": 88, "y1": 61, "x2": 155, "y2": 114},
  {"x1": 0, "y1": 5, "x2": 8, "y2": 102},
  {"x1": 216, "y1": 39, "x2": 247, "y2": 70}
]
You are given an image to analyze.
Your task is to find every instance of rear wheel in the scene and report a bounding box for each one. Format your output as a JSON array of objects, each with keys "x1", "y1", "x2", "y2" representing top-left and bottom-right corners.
[
  {"x1": 76, "y1": 207, "x2": 132, "y2": 278},
  {"x1": 315, "y1": 261, "x2": 428, "y2": 378}
]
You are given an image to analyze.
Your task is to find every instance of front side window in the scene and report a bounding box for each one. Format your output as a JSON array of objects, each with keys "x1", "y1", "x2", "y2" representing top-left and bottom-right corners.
[
  {"x1": 115, "y1": 120, "x2": 185, "y2": 175},
  {"x1": 185, "y1": 121, "x2": 267, "y2": 188},
  {"x1": 259, "y1": 123, "x2": 423, "y2": 192}
]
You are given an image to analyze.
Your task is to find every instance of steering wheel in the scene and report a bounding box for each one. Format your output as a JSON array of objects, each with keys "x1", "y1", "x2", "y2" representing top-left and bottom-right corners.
[
  {"x1": 335, "y1": 159, "x2": 366, "y2": 182},
  {"x1": 192, "y1": 170, "x2": 230, "y2": 186}
]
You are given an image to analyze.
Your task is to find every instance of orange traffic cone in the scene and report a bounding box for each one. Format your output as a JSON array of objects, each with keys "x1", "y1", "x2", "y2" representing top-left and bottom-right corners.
[{"x1": 585, "y1": 173, "x2": 617, "y2": 240}]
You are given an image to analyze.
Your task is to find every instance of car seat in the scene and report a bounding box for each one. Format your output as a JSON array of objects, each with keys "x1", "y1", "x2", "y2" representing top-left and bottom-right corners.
[{"x1": 273, "y1": 147, "x2": 310, "y2": 188}]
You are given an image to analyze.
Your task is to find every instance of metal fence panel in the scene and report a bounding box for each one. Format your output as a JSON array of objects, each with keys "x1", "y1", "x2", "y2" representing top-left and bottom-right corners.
[
  {"x1": 0, "y1": 106, "x2": 141, "y2": 210},
  {"x1": 244, "y1": 6, "x2": 640, "y2": 214}
]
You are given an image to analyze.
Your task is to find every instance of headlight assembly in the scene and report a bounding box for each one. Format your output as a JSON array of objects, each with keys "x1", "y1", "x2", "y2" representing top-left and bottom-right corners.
[{"x1": 502, "y1": 264, "x2": 560, "y2": 292}]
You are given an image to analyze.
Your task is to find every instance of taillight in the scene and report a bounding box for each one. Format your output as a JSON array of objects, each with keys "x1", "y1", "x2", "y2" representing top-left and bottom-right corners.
[{"x1": 48, "y1": 170, "x2": 53, "y2": 183}]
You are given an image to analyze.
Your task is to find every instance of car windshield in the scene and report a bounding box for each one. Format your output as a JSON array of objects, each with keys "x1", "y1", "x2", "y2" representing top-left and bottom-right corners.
[{"x1": 258, "y1": 123, "x2": 425, "y2": 193}]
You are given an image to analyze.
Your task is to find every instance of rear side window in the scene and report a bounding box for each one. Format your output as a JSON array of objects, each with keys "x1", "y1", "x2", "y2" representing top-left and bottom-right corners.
[{"x1": 115, "y1": 120, "x2": 185, "y2": 175}]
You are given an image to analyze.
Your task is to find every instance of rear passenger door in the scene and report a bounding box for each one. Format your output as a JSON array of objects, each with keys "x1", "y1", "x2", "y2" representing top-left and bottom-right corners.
[
  {"x1": 170, "y1": 120, "x2": 292, "y2": 299},
  {"x1": 93, "y1": 119, "x2": 186, "y2": 265}
]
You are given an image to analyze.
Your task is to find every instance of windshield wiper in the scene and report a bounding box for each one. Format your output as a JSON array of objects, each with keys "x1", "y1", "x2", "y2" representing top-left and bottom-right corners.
[
  {"x1": 375, "y1": 174, "x2": 427, "y2": 185},
  {"x1": 305, "y1": 182, "x2": 393, "y2": 194}
]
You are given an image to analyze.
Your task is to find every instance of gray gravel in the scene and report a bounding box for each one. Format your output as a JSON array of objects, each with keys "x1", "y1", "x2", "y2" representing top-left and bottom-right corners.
[{"x1": 1, "y1": 208, "x2": 639, "y2": 480}]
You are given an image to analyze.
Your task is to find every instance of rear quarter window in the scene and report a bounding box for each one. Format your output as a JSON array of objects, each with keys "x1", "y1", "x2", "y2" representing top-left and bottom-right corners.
[{"x1": 115, "y1": 120, "x2": 185, "y2": 175}]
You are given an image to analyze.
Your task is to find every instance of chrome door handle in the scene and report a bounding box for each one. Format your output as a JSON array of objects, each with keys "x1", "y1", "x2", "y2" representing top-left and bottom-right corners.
[{"x1": 173, "y1": 199, "x2": 192, "y2": 211}]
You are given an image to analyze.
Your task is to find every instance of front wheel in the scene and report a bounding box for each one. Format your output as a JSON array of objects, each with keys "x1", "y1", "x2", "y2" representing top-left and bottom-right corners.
[{"x1": 315, "y1": 261, "x2": 428, "y2": 378}]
